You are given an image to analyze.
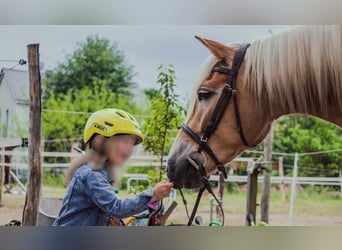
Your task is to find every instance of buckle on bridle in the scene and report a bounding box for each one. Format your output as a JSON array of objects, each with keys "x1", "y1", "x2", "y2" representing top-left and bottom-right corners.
[
  {"x1": 200, "y1": 136, "x2": 208, "y2": 143},
  {"x1": 224, "y1": 83, "x2": 233, "y2": 94}
]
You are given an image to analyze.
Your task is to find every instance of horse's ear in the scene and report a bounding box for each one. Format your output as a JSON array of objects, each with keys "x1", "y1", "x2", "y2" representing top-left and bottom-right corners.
[{"x1": 195, "y1": 35, "x2": 234, "y2": 61}]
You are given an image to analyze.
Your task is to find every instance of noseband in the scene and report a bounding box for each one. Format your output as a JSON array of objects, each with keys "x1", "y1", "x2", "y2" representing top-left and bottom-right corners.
[{"x1": 180, "y1": 43, "x2": 254, "y2": 226}]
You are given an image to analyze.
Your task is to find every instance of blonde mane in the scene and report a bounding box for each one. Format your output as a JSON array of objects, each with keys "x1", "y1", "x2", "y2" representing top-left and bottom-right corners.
[{"x1": 244, "y1": 25, "x2": 342, "y2": 117}]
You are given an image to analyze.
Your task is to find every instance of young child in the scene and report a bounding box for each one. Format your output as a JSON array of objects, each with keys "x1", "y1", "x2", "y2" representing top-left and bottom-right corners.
[{"x1": 53, "y1": 108, "x2": 173, "y2": 226}]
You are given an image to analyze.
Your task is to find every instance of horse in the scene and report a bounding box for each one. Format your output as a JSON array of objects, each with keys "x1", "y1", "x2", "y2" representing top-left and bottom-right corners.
[{"x1": 167, "y1": 25, "x2": 342, "y2": 189}]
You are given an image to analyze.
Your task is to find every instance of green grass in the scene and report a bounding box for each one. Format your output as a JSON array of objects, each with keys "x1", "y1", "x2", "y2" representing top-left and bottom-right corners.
[{"x1": 1, "y1": 182, "x2": 341, "y2": 225}]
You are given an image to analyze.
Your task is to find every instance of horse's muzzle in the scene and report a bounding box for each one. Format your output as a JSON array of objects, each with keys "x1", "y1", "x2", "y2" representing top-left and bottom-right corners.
[{"x1": 167, "y1": 151, "x2": 205, "y2": 189}]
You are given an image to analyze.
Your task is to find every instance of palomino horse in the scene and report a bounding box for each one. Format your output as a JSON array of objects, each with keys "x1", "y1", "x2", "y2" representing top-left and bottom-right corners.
[{"x1": 167, "y1": 26, "x2": 342, "y2": 189}]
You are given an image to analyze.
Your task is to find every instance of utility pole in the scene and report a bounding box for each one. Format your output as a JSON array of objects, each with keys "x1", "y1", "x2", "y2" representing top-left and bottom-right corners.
[{"x1": 22, "y1": 44, "x2": 42, "y2": 226}]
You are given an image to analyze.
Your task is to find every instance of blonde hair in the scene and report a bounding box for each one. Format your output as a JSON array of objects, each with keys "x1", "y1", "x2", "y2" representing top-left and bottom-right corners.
[
  {"x1": 64, "y1": 152, "x2": 91, "y2": 185},
  {"x1": 244, "y1": 25, "x2": 342, "y2": 117},
  {"x1": 64, "y1": 149, "x2": 119, "y2": 185}
]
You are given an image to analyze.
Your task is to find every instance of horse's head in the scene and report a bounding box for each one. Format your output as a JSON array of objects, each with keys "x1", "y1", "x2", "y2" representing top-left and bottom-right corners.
[{"x1": 167, "y1": 36, "x2": 272, "y2": 189}]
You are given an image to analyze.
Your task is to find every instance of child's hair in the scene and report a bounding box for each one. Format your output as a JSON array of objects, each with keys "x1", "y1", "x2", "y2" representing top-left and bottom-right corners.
[
  {"x1": 64, "y1": 151, "x2": 92, "y2": 185},
  {"x1": 64, "y1": 148, "x2": 118, "y2": 185},
  {"x1": 64, "y1": 149, "x2": 105, "y2": 185}
]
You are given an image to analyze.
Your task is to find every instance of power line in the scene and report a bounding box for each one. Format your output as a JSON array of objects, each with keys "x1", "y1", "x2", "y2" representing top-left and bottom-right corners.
[
  {"x1": 299, "y1": 148, "x2": 342, "y2": 156},
  {"x1": 42, "y1": 109, "x2": 153, "y2": 118},
  {"x1": 0, "y1": 59, "x2": 19, "y2": 63},
  {"x1": 0, "y1": 59, "x2": 27, "y2": 69},
  {"x1": 246, "y1": 148, "x2": 342, "y2": 157},
  {"x1": 43, "y1": 109, "x2": 90, "y2": 115},
  {"x1": 44, "y1": 138, "x2": 81, "y2": 143},
  {"x1": 245, "y1": 150, "x2": 294, "y2": 156}
]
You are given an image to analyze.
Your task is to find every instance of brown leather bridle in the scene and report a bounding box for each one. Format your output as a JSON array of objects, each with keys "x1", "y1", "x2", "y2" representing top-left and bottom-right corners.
[{"x1": 179, "y1": 43, "x2": 254, "y2": 226}]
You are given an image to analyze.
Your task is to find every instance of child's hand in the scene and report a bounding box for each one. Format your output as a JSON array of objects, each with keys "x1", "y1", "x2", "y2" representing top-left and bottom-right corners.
[{"x1": 151, "y1": 182, "x2": 174, "y2": 202}]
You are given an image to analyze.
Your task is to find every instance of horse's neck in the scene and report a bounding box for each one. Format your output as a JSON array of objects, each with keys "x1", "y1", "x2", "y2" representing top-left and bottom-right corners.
[{"x1": 272, "y1": 101, "x2": 342, "y2": 128}]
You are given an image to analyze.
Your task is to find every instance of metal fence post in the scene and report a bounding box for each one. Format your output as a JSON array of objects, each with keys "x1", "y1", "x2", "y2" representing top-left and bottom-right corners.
[{"x1": 288, "y1": 152, "x2": 299, "y2": 225}]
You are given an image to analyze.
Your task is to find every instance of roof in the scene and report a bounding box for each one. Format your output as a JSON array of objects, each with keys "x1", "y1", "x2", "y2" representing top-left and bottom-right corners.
[
  {"x1": 0, "y1": 138, "x2": 23, "y2": 148},
  {"x1": 0, "y1": 68, "x2": 29, "y2": 104}
]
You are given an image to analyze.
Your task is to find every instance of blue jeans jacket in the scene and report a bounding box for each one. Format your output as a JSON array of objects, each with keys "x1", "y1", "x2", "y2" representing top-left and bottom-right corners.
[{"x1": 53, "y1": 164, "x2": 153, "y2": 226}]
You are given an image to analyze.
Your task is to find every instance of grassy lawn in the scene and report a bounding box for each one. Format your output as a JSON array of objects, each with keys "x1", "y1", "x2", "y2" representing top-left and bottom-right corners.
[{"x1": 1, "y1": 183, "x2": 341, "y2": 225}]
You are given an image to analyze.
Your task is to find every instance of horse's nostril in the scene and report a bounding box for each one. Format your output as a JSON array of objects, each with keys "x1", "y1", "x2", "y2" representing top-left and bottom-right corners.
[{"x1": 186, "y1": 150, "x2": 205, "y2": 171}]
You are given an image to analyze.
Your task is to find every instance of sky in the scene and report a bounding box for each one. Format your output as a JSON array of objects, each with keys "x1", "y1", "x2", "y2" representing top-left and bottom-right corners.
[{"x1": 0, "y1": 25, "x2": 289, "y2": 102}]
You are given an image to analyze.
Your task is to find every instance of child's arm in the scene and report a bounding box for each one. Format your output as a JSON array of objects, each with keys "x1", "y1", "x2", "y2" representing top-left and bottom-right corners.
[{"x1": 84, "y1": 170, "x2": 172, "y2": 219}]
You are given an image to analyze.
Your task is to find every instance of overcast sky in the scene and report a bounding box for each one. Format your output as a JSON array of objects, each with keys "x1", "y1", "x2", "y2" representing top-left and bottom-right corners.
[{"x1": 0, "y1": 25, "x2": 289, "y2": 102}]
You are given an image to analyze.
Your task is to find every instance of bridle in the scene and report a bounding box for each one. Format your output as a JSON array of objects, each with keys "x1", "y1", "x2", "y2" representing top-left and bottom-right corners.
[{"x1": 179, "y1": 43, "x2": 255, "y2": 226}]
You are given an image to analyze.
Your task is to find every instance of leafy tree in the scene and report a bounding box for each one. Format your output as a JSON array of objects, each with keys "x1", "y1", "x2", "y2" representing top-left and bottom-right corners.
[
  {"x1": 44, "y1": 35, "x2": 135, "y2": 99},
  {"x1": 273, "y1": 115, "x2": 342, "y2": 177},
  {"x1": 43, "y1": 80, "x2": 140, "y2": 153},
  {"x1": 142, "y1": 64, "x2": 186, "y2": 173},
  {"x1": 144, "y1": 88, "x2": 159, "y2": 101},
  {"x1": 240, "y1": 115, "x2": 342, "y2": 178}
]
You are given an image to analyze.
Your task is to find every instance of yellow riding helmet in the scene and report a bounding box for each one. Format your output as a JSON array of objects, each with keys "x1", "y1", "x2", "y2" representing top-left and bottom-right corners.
[{"x1": 83, "y1": 108, "x2": 144, "y2": 145}]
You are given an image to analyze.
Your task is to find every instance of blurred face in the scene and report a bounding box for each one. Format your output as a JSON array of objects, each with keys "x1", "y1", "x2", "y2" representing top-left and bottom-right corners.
[{"x1": 105, "y1": 135, "x2": 136, "y2": 166}]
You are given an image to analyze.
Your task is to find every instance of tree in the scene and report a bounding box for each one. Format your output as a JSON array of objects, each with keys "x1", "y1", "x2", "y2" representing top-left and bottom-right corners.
[
  {"x1": 240, "y1": 115, "x2": 342, "y2": 178},
  {"x1": 43, "y1": 79, "x2": 140, "y2": 153},
  {"x1": 43, "y1": 35, "x2": 135, "y2": 99},
  {"x1": 142, "y1": 65, "x2": 186, "y2": 174},
  {"x1": 144, "y1": 88, "x2": 159, "y2": 101},
  {"x1": 273, "y1": 115, "x2": 342, "y2": 177}
]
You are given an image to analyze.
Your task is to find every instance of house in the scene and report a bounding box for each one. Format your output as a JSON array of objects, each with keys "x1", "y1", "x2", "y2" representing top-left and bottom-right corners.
[{"x1": 0, "y1": 68, "x2": 29, "y2": 138}]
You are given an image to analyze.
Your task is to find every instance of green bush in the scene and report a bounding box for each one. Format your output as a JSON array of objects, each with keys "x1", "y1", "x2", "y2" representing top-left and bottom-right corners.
[
  {"x1": 43, "y1": 171, "x2": 65, "y2": 187},
  {"x1": 121, "y1": 166, "x2": 153, "y2": 189},
  {"x1": 226, "y1": 182, "x2": 238, "y2": 193}
]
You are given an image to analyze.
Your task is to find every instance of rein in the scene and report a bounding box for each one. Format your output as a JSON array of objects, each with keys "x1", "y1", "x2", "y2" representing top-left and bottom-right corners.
[{"x1": 179, "y1": 43, "x2": 253, "y2": 226}]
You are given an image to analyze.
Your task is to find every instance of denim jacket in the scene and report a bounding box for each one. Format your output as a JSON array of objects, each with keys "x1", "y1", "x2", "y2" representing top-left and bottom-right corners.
[{"x1": 53, "y1": 163, "x2": 153, "y2": 226}]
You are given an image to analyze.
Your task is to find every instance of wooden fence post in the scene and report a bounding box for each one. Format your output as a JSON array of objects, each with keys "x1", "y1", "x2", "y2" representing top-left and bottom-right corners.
[
  {"x1": 245, "y1": 170, "x2": 258, "y2": 226},
  {"x1": 278, "y1": 157, "x2": 286, "y2": 203},
  {"x1": 261, "y1": 126, "x2": 273, "y2": 223},
  {"x1": 218, "y1": 171, "x2": 225, "y2": 222},
  {"x1": 22, "y1": 44, "x2": 42, "y2": 226}
]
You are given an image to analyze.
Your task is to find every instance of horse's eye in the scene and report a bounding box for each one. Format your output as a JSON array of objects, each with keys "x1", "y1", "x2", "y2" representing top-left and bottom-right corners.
[{"x1": 198, "y1": 89, "x2": 213, "y2": 101}]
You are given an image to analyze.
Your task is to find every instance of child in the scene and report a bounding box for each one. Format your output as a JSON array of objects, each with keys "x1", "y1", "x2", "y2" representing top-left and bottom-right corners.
[{"x1": 53, "y1": 109, "x2": 173, "y2": 226}]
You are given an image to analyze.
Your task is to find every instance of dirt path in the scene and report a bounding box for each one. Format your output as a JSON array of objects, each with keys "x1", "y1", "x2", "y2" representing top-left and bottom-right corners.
[
  {"x1": 2, "y1": 206, "x2": 341, "y2": 226},
  {"x1": 0, "y1": 207, "x2": 23, "y2": 225},
  {"x1": 167, "y1": 210, "x2": 342, "y2": 226},
  {"x1": 1, "y1": 189, "x2": 342, "y2": 226}
]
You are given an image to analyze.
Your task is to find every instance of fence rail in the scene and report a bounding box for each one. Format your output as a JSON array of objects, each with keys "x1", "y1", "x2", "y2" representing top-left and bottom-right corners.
[
  {"x1": 123, "y1": 174, "x2": 342, "y2": 186},
  {"x1": 1, "y1": 150, "x2": 341, "y2": 187},
  {"x1": 0, "y1": 150, "x2": 254, "y2": 168},
  {"x1": 209, "y1": 175, "x2": 342, "y2": 186}
]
